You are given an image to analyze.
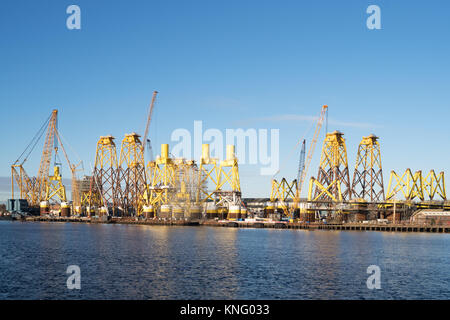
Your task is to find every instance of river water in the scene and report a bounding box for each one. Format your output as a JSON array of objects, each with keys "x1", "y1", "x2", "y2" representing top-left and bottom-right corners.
[{"x1": 0, "y1": 221, "x2": 448, "y2": 299}]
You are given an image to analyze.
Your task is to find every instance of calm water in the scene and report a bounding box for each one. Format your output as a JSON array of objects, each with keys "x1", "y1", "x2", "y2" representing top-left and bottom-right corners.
[{"x1": 0, "y1": 221, "x2": 449, "y2": 300}]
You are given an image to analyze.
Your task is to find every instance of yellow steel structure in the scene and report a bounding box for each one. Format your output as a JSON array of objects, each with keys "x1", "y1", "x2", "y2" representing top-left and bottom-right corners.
[
  {"x1": 217, "y1": 145, "x2": 241, "y2": 193},
  {"x1": 351, "y1": 135, "x2": 385, "y2": 202},
  {"x1": 270, "y1": 178, "x2": 297, "y2": 202},
  {"x1": 45, "y1": 165, "x2": 67, "y2": 202},
  {"x1": 423, "y1": 170, "x2": 446, "y2": 200},
  {"x1": 11, "y1": 165, "x2": 36, "y2": 205},
  {"x1": 269, "y1": 178, "x2": 297, "y2": 216},
  {"x1": 386, "y1": 169, "x2": 423, "y2": 201},
  {"x1": 11, "y1": 109, "x2": 74, "y2": 206},
  {"x1": 308, "y1": 177, "x2": 343, "y2": 202},
  {"x1": 196, "y1": 144, "x2": 219, "y2": 203},
  {"x1": 117, "y1": 133, "x2": 148, "y2": 215},
  {"x1": 148, "y1": 144, "x2": 177, "y2": 207},
  {"x1": 89, "y1": 136, "x2": 119, "y2": 212},
  {"x1": 36, "y1": 110, "x2": 59, "y2": 203},
  {"x1": 214, "y1": 145, "x2": 241, "y2": 207},
  {"x1": 386, "y1": 169, "x2": 446, "y2": 201},
  {"x1": 310, "y1": 130, "x2": 351, "y2": 202}
]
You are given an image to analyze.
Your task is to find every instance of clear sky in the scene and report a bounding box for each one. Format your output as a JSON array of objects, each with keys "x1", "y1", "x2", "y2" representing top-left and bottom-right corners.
[{"x1": 1, "y1": 0, "x2": 449, "y2": 200}]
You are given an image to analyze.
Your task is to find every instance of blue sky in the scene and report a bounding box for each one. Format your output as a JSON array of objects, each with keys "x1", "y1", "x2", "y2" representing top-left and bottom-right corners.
[{"x1": 1, "y1": 0, "x2": 449, "y2": 199}]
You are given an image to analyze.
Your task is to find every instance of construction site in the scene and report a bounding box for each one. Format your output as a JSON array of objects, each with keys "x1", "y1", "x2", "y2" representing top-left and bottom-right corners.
[{"x1": 6, "y1": 93, "x2": 450, "y2": 231}]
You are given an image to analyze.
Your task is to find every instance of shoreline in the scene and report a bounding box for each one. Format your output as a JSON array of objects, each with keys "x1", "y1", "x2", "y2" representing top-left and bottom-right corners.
[{"x1": 5, "y1": 216, "x2": 449, "y2": 234}]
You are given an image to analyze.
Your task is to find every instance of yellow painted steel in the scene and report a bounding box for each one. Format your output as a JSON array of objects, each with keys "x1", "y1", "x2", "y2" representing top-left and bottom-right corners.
[
  {"x1": 148, "y1": 144, "x2": 177, "y2": 207},
  {"x1": 423, "y1": 170, "x2": 446, "y2": 200},
  {"x1": 270, "y1": 178, "x2": 297, "y2": 202},
  {"x1": 351, "y1": 134, "x2": 385, "y2": 201},
  {"x1": 36, "y1": 110, "x2": 59, "y2": 203},
  {"x1": 45, "y1": 166, "x2": 67, "y2": 202},
  {"x1": 11, "y1": 164, "x2": 37, "y2": 205},
  {"x1": 216, "y1": 145, "x2": 241, "y2": 193},
  {"x1": 118, "y1": 133, "x2": 148, "y2": 215},
  {"x1": 308, "y1": 177, "x2": 343, "y2": 202},
  {"x1": 11, "y1": 110, "x2": 59, "y2": 206},
  {"x1": 89, "y1": 135, "x2": 118, "y2": 209},
  {"x1": 196, "y1": 144, "x2": 219, "y2": 203},
  {"x1": 310, "y1": 130, "x2": 351, "y2": 202},
  {"x1": 386, "y1": 169, "x2": 446, "y2": 201}
]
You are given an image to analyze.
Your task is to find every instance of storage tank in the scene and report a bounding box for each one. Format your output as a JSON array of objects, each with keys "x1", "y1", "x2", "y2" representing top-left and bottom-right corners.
[
  {"x1": 60, "y1": 202, "x2": 70, "y2": 217},
  {"x1": 172, "y1": 205, "x2": 184, "y2": 220},
  {"x1": 143, "y1": 205, "x2": 155, "y2": 219},
  {"x1": 206, "y1": 203, "x2": 218, "y2": 219},
  {"x1": 228, "y1": 205, "x2": 240, "y2": 220},
  {"x1": 159, "y1": 205, "x2": 172, "y2": 219},
  {"x1": 40, "y1": 201, "x2": 50, "y2": 216}
]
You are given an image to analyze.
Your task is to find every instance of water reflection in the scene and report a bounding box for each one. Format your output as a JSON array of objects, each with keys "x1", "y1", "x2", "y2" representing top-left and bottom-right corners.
[{"x1": 0, "y1": 221, "x2": 449, "y2": 299}]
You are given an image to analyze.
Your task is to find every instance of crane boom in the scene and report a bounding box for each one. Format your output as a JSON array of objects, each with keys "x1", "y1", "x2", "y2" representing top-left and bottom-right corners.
[
  {"x1": 142, "y1": 91, "x2": 158, "y2": 154},
  {"x1": 297, "y1": 139, "x2": 306, "y2": 184},
  {"x1": 55, "y1": 129, "x2": 82, "y2": 206},
  {"x1": 295, "y1": 105, "x2": 328, "y2": 200},
  {"x1": 36, "y1": 109, "x2": 58, "y2": 201}
]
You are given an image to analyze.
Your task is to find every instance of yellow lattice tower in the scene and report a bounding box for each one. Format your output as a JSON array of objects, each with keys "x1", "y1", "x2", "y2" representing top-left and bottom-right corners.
[
  {"x1": 309, "y1": 131, "x2": 351, "y2": 202},
  {"x1": 270, "y1": 178, "x2": 297, "y2": 202},
  {"x1": 215, "y1": 145, "x2": 241, "y2": 206},
  {"x1": 196, "y1": 144, "x2": 219, "y2": 203},
  {"x1": 387, "y1": 169, "x2": 446, "y2": 201},
  {"x1": 270, "y1": 178, "x2": 297, "y2": 216},
  {"x1": 148, "y1": 144, "x2": 177, "y2": 207},
  {"x1": 423, "y1": 170, "x2": 446, "y2": 200},
  {"x1": 117, "y1": 133, "x2": 148, "y2": 216},
  {"x1": 45, "y1": 165, "x2": 67, "y2": 202},
  {"x1": 386, "y1": 169, "x2": 423, "y2": 201},
  {"x1": 89, "y1": 135, "x2": 119, "y2": 213},
  {"x1": 351, "y1": 135, "x2": 385, "y2": 202}
]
